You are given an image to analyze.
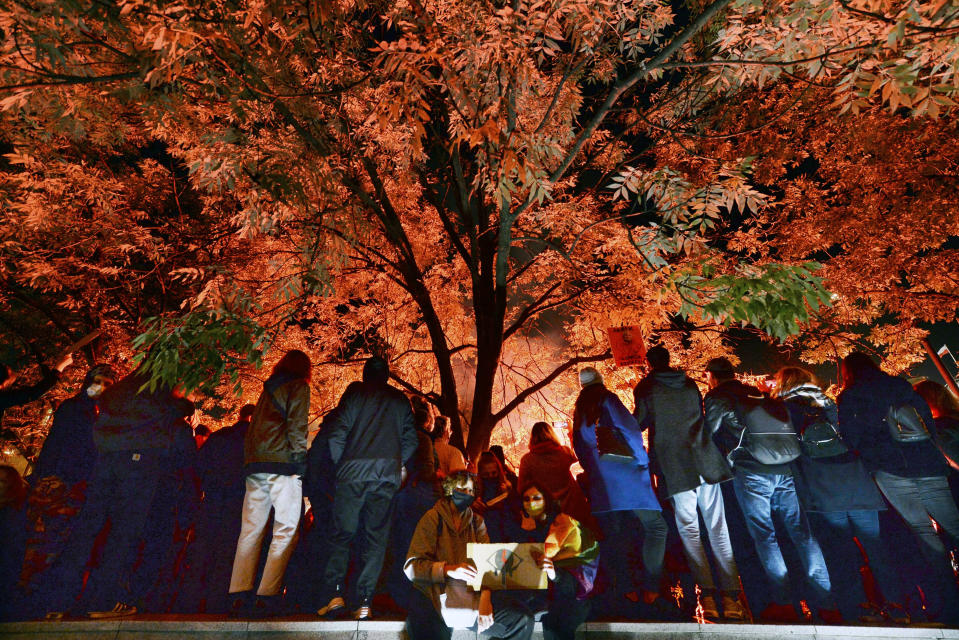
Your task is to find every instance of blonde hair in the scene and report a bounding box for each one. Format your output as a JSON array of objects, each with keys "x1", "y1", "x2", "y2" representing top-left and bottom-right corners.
[{"x1": 773, "y1": 366, "x2": 818, "y2": 396}]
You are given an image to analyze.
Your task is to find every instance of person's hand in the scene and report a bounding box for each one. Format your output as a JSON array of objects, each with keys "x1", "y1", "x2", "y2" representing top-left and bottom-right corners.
[
  {"x1": 531, "y1": 549, "x2": 556, "y2": 581},
  {"x1": 54, "y1": 353, "x2": 73, "y2": 373},
  {"x1": 478, "y1": 589, "x2": 494, "y2": 633},
  {"x1": 472, "y1": 499, "x2": 487, "y2": 515},
  {"x1": 444, "y1": 562, "x2": 478, "y2": 582}
]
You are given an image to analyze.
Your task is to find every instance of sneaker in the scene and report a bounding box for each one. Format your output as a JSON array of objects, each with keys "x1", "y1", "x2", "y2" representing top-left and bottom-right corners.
[
  {"x1": 43, "y1": 612, "x2": 65, "y2": 621},
  {"x1": 317, "y1": 595, "x2": 346, "y2": 618},
  {"x1": 700, "y1": 595, "x2": 720, "y2": 621},
  {"x1": 721, "y1": 594, "x2": 747, "y2": 621},
  {"x1": 857, "y1": 603, "x2": 886, "y2": 624},
  {"x1": 883, "y1": 602, "x2": 911, "y2": 625},
  {"x1": 88, "y1": 602, "x2": 137, "y2": 619},
  {"x1": 759, "y1": 602, "x2": 799, "y2": 623},
  {"x1": 353, "y1": 600, "x2": 372, "y2": 620}
]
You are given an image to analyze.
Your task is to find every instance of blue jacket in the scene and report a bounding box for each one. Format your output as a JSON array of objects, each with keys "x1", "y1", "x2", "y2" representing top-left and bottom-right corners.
[
  {"x1": 572, "y1": 390, "x2": 660, "y2": 513},
  {"x1": 837, "y1": 369, "x2": 948, "y2": 478}
]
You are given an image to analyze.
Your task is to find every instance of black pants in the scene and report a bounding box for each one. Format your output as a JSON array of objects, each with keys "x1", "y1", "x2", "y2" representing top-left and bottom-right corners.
[
  {"x1": 321, "y1": 480, "x2": 397, "y2": 604},
  {"x1": 595, "y1": 509, "x2": 667, "y2": 596},
  {"x1": 405, "y1": 587, "x2": 534, "y2": 640},
  {"x1": 543, "y1": 570, "x2": 590, "y2": 640},
  {"x1": 39, "y1": 449, "x2": 163, "y2": 613}
]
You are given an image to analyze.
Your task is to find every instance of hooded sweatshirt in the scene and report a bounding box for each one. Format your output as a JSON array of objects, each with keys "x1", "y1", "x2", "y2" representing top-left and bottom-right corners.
[{"x1": 634, "y1": 369, "x2": 733, "y2": 497}]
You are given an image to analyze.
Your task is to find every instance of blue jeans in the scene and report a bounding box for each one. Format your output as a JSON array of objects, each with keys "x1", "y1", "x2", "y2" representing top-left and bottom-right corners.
[
  {"x1": 809, "y1": 510, "x2": 900, "y2": 619},
  {"x1": 732, "y1": 472, "x2": 833, "y2": 607}
]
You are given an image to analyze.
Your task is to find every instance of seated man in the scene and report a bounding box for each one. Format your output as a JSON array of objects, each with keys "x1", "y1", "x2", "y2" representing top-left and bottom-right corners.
[{"x1": 404, "y1": 470, "x2": 533, "y2": 640}]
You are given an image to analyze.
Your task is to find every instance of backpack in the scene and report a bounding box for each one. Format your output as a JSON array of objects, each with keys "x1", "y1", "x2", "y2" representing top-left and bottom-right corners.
[
  {"x1": 798, "y1": 405, "x2": 849, "y2": 459},
  {"x1": 730, "y1": 395, "x2": 801, "y2": 466},
  {"x1": 886, "y1": 403, "x2": 931, "y2": 443}
]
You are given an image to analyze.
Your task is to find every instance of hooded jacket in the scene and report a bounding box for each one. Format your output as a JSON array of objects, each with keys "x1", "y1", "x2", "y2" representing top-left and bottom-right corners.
[
  {"x1": 634, "y1": 369, "x2": 733, "y2": 497},
  {"x1": 32, "y1": 392, "x2": 98, "y2": 485},
  {"x1": 704, "y1": 379, "x2": 793, "y2": 476},
  {"x1": 781, "y1": 383, "x2": 885, "y2": 512},
  {"x1": 93, "y1": 373, "x2": 195, "y2": 453},
  {"x1": 325, "y1": 380, "x2": 418, "y2": 486},
  {"x1": 518, "y1": 439, "x2": 593, "y2": 526},
  {"x1": 404, "y1": 497, "x2": 489, "y2": 621},
  {"x1": 572, "y1": 388, "x2": 660, "y2": 513},
  {"x1": 244, "y1": 373, "x2": 310, "y2": 476},
  {"x1": 837, "y1": 368, "x2": 948, "y2": 478}
]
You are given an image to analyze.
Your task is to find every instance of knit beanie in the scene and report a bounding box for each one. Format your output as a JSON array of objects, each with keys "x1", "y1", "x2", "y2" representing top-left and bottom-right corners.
[{"x1": 579, "y1": 367, "x2": 603, "y2": 388}]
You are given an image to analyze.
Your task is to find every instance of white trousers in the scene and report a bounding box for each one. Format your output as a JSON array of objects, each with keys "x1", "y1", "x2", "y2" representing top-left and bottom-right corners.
[
  {"x1": 672, "y1": 481, "x2": 741, "y2": 594},
  {"x1": 229, "y1": 473, "x2": 302, "y2": 596}
]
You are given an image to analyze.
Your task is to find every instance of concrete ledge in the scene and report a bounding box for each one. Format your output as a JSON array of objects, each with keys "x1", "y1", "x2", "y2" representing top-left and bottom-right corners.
[{"x1": 1, "y1": 619, "x2": 957, "y2": 640}]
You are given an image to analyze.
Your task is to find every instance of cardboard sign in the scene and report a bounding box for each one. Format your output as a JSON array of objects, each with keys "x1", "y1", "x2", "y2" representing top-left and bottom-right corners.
[
  {"x1": 607, "y1": 326, "x2": 646, "y2": 367},
  {"x1": 466, "y1": 542, "x2": 549, "y2": 591}
]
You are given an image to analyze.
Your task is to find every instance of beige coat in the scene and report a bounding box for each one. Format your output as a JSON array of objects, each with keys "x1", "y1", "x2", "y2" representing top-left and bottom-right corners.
[{"x1": 404, "y1": 497, "x2": 489, "y2": 622}]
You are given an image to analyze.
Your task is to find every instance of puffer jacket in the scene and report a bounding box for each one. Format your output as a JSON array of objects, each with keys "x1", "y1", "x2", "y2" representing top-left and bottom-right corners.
[
  {"x1": 325, "y1": 380, "x2": 418, "y2": 487},
  {"x1": 634, "y1": 370, "x2": 733, "y2": 496},
  {"x1": 404, "y1": 497, "x2": 489, "y2": 621},
  {"x1": 244, "y1": 373, "x2": 310, "y2": 476},
  {"x1": 704, "y1": 379, "x2": 792, "y2": 476},
  {"x1": 781, "y1": 383, "x2": 885, "y2": 512}
]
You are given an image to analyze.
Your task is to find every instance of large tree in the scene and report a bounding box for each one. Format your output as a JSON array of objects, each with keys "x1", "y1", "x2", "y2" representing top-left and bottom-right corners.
[{"x1": 2, "y1": 0, "x2": 956, "y2": 457}]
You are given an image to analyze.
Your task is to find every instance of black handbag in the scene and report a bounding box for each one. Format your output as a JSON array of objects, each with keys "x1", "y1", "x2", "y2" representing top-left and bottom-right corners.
[
  {"x1": 595, "y1": 424, "x2": 636, "y2": 463},
  {"x1": 801, "y1": 418, "x2": 849, "y2": 458},
  {"x1": 886, "y1": 404, "x2": 931, "y2": 443}
]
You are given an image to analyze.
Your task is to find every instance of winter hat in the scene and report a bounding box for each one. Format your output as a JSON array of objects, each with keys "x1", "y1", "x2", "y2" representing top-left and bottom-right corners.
[
  {"x1": 579, "y1": 367, "x2": 604, "y2": 388},
  {"x1": 83, "y1": 364, "x2": 118, "y2": 387}
]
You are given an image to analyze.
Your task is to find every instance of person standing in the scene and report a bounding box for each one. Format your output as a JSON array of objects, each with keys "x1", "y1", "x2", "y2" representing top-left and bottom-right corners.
[
  {"x1": 837, "y1": 352, "x2": 959, "y2": 626},
  {"x1": 432, "y1": 416, "x2": 467, "y2": 478},
  {"x1": 572, "y1": 367, "x2": 676, "y2": 619},
  {"x1": 39, "y1": 363, "x2": 195, "y2": 619},
  {"x1": 30, "y1": 364, "x2": 116, "y2": 487},
  {"x1": 633, "y1": 347, "x2": 745, "y2": 621},
  {"x1": 518, "y1": 421, "x2": 593, "y2": 528},
  {"x1": 228, "y1": 350, "x2": 311, "y2": 617},
  {"x1": 317, "y1": 356, "x2": 418, "y2": 620},
  {"x1": 704, "y1": 357, "x2": 837, "y2": 623},
  {"x1": 775, "y1": 366, "x2": 904, "y2": 623}
]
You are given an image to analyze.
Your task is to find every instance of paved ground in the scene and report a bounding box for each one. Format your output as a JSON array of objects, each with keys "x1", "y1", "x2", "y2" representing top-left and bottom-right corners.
[{"x1": 1, "y1": 619, "x2": 958, "y2": 640}]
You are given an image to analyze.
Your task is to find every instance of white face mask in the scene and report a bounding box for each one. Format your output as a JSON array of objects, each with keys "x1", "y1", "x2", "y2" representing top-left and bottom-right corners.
[{"x1": 86, "y1": 383, "x2": 104, "y2": 398}]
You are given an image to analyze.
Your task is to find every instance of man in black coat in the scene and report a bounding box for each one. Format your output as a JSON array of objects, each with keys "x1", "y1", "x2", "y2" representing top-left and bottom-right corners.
[
  {"x1": 31, "y1": 365, "x2": 117, "y2": 487},
  {"x1": 39, "y1": 367, "x2": 194, "y2": 619},
  {"x1": 633, "y1": 347, "x2": 742, "y2": 621},
  {"x1": 317, "y1": 357, "x2": 418, "y2": 620}
]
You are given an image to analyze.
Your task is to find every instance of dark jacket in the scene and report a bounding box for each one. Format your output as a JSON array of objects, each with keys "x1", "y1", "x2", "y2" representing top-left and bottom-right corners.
[
  {"x1": 325, "y1": 380, "x2": 418, "y2": 487},
  {"x1": 782, "y1": 384, "x2": 885, "y2": 512},
  {"x1": 518, "y1": 440, "x2": 593, "y2": 526},
  {"x1": 837, "y1": 369, "x2": 949, "y2": 478},
  {"x1": 572, "y1": 389, "x2": 660, "y2": 513},
  {"x1": 0, "y1": 366, "x2": 59, "y2": 423},
  {"x1": 32, "y1": 392, "x2": 99, "y2": 485},
  {"x1": 197, "y1": 418, "x2": 250, "y2": 503},
  {"x1": 93, "y1": 373, "x2": 195, "y2": 453},
  {"x1": 705, "y1": 379, "x2": 792, "y2": 476},
  {"x1": 244, "y1": 374, "x2": 310, "y2": 476},
  {"x1": 635, "y1": 370, "x2": 733, "y2": 497},
  {"x1": 934, "y1": 414, "x2": 959, "y2": 471}
]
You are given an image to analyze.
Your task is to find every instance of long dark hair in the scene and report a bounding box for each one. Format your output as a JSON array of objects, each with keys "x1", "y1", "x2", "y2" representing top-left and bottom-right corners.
[
  {"x1": 840, "y1": 351, "x2": 879, "y2": 390},
  {"x1": 573, "y1": 383, "x2": 609, "y2": 431},
  {"x1": 518, "y1": 481, "x2": 561, "y2": 521},
  {"x1": 272, "y1": 349, "x2": 312, "y2": 382}
]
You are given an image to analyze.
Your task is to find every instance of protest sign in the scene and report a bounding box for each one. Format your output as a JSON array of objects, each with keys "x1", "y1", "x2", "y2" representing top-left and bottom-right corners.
[{"x1": 466, "y1": 542, "x2": 549, "y2": 591}]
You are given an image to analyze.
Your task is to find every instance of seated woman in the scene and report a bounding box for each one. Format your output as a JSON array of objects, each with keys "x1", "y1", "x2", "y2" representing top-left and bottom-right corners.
[
  {"x1": 512, "y1": 482, "x2": 600, "y2": 640},
  {"x1": 404, "y1": 470, "x2": 534, "y2": 640},
  {"x1": 474, "y1": 451, "x2": 522, "y2": 543}
]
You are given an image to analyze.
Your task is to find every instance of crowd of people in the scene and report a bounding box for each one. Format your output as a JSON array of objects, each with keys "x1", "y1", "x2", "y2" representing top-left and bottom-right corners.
[{"x1": 1, "y1": 346, "x2": 959, "y2": 638}]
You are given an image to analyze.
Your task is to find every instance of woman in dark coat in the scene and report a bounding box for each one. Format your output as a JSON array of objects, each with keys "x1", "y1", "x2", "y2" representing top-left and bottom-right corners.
[
  {"x1": 518, "y1": 422, "x2": 593, "y2": 528},
  {"x1": 837, "y1": 352, "x2": 959, "y2": 626},
  {"x1": 571, "y1": 367, "x2": 675, "y2": 619},
  {"x1": 774, "y1": 366, "x2": 903, "y2": 623}
]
